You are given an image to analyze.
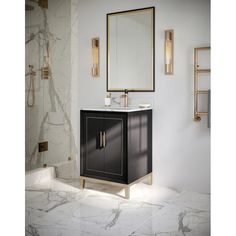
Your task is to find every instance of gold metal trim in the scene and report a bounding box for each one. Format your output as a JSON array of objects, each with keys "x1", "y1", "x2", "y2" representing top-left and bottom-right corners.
[
  {"x1": 99, "y1": 131, "x2": 103, "y2": 148},
  {"x1": 80, "y1": 178, "x2": 85, "y2": 189},
  {"x1": 80, "y1": 172, "x2": 152, "y2": 199},
  {"x1": 38, "y1": 0, "x2": 48, "y2": 9},
  {"x1": 102, "y1": 131, "x2": 106, "y2": 148},
  {"x1": 193, "y1": 47, "x2": 210, "y2": 122},
  {"x1": 41, "y1": 66, "x2": 49, "y2": 80}
]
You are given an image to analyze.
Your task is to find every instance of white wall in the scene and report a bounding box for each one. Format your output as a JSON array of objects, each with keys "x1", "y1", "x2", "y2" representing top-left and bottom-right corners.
[{"x1": 77, "y1": 0, "x2": 210, "y2": 193}]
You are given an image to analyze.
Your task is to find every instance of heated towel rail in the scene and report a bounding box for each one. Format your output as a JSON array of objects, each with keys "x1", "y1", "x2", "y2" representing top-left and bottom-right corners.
[{"x1": 193, "y1": 47, "x2": 211, "y2": 128}]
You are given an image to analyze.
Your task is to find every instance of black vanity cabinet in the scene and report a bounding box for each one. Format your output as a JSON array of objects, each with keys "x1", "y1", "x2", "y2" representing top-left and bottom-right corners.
[{"x1": 80, "y1": 109, "x2": 152, "y2": 185}]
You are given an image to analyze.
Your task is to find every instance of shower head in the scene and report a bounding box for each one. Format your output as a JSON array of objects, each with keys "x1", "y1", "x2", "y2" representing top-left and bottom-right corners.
[
  {"x1": 25, "y1": 0, "x2": 48, "y2": 11},
  {"x1": 25, "y1": 4, "x2": 34, "y2": 11}
]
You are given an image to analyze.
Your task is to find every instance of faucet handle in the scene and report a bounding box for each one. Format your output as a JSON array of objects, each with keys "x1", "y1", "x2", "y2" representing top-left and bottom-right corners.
[
  {"x1": 120, "y1": 89, "x2": 128, "y2": 97},
  {"x1": 120, "y1": 90, "x2": 129, "y2": 107}
]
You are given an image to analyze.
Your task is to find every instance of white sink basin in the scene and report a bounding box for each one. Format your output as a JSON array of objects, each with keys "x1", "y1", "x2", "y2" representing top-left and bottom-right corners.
[
  {"x1": 108, "y1": 107, "x2": 133, "y2": 111},
  {"x1": 82, "y1": 107, "x2": 152, "y2": 112}
]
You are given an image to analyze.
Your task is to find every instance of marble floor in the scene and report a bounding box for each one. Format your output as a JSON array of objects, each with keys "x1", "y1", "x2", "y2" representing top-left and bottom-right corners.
[{"x1": 26, "y1": 178, "x2": 210, "y2": 236}]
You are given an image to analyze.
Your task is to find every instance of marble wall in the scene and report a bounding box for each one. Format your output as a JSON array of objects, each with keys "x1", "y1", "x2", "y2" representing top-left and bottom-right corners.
[{"x1": 25, "y1": 0, "x2": 78, "y2": 177}]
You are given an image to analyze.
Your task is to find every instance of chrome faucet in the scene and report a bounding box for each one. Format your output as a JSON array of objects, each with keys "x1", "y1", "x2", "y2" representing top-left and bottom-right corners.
[{"x1": 120, "y1": 89, "x2": 129, "y2": 107}]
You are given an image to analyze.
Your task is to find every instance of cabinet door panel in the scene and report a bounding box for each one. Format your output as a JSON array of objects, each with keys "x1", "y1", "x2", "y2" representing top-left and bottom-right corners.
[
  {"x1": 85, "y1": 116, "x2": 104, "y2": 172},
  {"x1": 104, "y1": 117, "x2": 123, "y2": 176},
  {"x1": 81, "y1": 111, "x2": 127, "y2": 183}
]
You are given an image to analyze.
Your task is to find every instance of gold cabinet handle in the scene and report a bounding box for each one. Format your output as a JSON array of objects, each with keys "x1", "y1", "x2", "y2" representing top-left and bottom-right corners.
[
  {"x1": 99, "y1": 131, "x2": 103, "y2": 148},
  {"x1": 102, "y1": 132, "x2": 106, "y2": 147}
]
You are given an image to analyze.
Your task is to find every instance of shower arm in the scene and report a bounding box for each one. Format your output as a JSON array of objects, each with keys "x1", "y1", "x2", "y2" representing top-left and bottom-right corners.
[{"x1": 28, "y1": 0, "x2": 48, "y2": 9}]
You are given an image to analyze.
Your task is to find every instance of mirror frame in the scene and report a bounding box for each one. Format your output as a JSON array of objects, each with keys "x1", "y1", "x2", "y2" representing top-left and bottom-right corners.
[{"x1": 106, "y1": 7, "x2": 155, "y2": 92}]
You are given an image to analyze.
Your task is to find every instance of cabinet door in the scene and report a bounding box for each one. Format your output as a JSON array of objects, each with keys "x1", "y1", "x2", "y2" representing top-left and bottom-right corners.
[
  {"x1": 104, "y1": 113, "x2": 127, "y2": 180},
  {"x1": 81, "y1": 111, "x2": 127, "y2": 183},
  {"x1": 81, "y1": 112, "x2": 105, "y2": 175}
]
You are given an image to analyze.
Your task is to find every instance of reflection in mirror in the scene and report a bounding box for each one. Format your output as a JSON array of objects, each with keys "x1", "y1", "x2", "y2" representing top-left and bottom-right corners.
[{"x1": 107, "y1": 7, "x2": 155, "y2": 92}]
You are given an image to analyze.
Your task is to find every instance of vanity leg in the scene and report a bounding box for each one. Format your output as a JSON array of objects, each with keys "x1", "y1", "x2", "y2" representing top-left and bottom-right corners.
[
  {"x1": 80, "y1": 178, "x2": 85, "y2": 189},
  {"x1": 149, "y1": 173, "x2": 153, "y2": 185},
  {"x1": 125, "y1": 186, "x2": 130, "y2": 199}
]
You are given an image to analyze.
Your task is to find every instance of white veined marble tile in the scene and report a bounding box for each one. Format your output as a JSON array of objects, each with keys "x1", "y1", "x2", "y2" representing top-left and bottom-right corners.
[{"x1": 26, "y1": 179, "x2": 210, "y2": 236}]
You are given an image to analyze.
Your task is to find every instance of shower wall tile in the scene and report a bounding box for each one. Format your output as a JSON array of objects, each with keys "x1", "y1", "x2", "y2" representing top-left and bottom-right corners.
[{"x1": 25, "y1": 0, "x2": 78, "y2": 176}]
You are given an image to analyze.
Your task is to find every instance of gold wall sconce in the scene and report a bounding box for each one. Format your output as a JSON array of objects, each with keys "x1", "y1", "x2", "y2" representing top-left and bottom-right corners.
[
  {"x1": 165, "y1": 29, "x2": 174, "y2": 75},
  {"x1": 92, "y1": 37, "x2": 100, "y2": 77}
]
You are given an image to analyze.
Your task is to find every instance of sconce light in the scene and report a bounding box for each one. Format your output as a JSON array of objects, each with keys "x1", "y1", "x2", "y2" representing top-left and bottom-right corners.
[
  {"x1": 92, "y1": 37, "x2": 100, "y2": 77},
  {"x1": 165, "y1": 30, "x2": 174, "y2": 75}
]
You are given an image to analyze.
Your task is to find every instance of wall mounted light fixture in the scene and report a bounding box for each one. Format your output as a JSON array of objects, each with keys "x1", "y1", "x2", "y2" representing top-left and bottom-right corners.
[
  {"x1": 92, "y1": 37, "x2": 100, "y2": 77},
  {"x1": 165, "y1": 30, "x2": 174, "y2": 75}
]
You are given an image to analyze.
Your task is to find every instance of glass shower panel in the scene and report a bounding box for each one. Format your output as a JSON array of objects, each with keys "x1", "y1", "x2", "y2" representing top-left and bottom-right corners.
[
  {"x1": 25, "y1": 0, "x2": 75, "y2": 173},
  {"x1": 25, "y1": 23, "x2": 45, "y2": 171}
]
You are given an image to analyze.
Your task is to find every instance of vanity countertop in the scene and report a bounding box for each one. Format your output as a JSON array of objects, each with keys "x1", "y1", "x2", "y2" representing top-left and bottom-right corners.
[{"x1": 81, "y1": 107, "x2": 152, "y2": 112}]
